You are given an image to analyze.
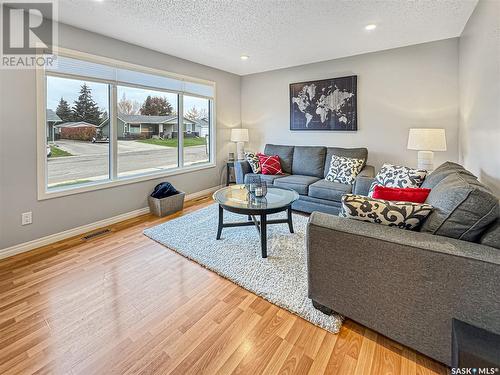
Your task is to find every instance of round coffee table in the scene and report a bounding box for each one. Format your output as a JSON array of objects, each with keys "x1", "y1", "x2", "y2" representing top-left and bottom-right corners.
[{"x1": 213, "y1": 184, "x2": 299, "y2": 258}]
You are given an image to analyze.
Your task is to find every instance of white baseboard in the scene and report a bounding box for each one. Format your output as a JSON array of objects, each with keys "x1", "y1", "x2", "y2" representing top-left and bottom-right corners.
[
  {"x1": 185, "y1": 185, "x2": 221, "y2": 200},
  {"x1": 0, "y1": 185, "x2": 221, "y2": 260}
]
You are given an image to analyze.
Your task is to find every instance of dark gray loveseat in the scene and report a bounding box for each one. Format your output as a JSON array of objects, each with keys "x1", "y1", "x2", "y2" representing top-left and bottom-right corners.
[
  {"x1": 234, "y1": 144, "x2": 375, "y2": 215},
  {"x1": 307, "y1": 162, "x2": 500, "y2": 366}
]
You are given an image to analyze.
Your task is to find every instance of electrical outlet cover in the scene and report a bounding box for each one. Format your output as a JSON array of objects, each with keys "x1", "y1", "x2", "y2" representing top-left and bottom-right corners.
[{"x1": 22, "y1": 212, "x2": 32, "y2": 225}]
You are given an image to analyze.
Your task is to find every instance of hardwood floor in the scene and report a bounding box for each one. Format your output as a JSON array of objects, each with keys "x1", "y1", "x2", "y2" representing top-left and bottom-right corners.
[{"x1": 0, "y1": 196, "x2": 447, "y2": 375}]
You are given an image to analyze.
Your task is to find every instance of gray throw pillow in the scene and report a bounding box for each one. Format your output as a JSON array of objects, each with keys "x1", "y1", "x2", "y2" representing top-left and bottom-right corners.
[
  {"x1": 480, "y1": 220, "x2": 500, "y2": 250},
  {"x1": 421, "y1": 161, "x2": 477, "y2": 189},
  {"x1": 340, "y1": 194, "x2": 433, "y2": 230},
  {"x1": 420, "y1": 173, "x2": 499, "y2": 242}
]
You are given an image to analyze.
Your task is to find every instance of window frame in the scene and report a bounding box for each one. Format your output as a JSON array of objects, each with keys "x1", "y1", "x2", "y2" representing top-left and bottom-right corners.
[{"x1": 36, "y1": 48, "x2": 216, "y2": 200}]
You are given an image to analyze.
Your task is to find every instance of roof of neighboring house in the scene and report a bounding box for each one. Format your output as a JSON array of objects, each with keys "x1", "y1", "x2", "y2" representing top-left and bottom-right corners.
[
  {"x1": 55, "y1": 121, "x2": 98, "y2": 128},
  {"x1": 120, "y1": 113, "x2": 197, "y2": 125},
  {"x1": 46, "y1": 109, "x2": 61, "y2": 123},
  {"x1": 191, "y1": 117, "x2": 209, "y2": 128},
  {"x1": 100, "y1": 113, "x2": 197, "y2": 126},
  {"x1": 118, "y1": 114, "x2": 174, "y2": 124},
  {"x1": 99, "y1": 113, "x2": 198, "y2": 126}
]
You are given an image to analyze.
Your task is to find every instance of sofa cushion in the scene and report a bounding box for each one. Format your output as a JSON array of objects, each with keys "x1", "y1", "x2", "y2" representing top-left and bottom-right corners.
[
  {"x1": 309, "y1": 179, "x2": 352, "y2": 202},
  {"x1": 325, "y1": 155, "x2": 365, "y2": 185},
  {"x1": 480, "y1": 220, "x2": 500, "y2": 250},
  {"x1": 340, "y1": 194, "x2": 433, "y2": 230},
  {"x1": 421, "y1": 161, "x2": 477, "y2": 189},
  {"x1": 372, "y1": 186, "x2": 431, "y2": 204},
  {"x1": 297, "y1": 194, "x2": 342, "y2": 207},
  {"x1": 244, "y1": 173, "x2": 288, "y2": 185},
  {"x1": 264, "y1": 144, "x2": 294, "y2": 174},
  {"x1": 324, "y1": 147, "x2": 368, "y2": 177},
  {"x1": 274, "y1": 175, "x2": 320, "y2": 195},
  {"x1": 420, "y1": 173, "x2": 499, "y2": 242},
  {"x1": 244, "y1": 152, "x2": 261, "y2": 173},
  {"x1": 257, "y1": 153, "x2": 283, "y2": 175},
  {"x1": 368, "y1": 164, "x2": 427, "y2": 196},
  {"x1": 291, "y1": 146, "x2": 326, "y2": 178},
  {"x1": 293, "y1": 196, "x2": 341, "y2": 215}
]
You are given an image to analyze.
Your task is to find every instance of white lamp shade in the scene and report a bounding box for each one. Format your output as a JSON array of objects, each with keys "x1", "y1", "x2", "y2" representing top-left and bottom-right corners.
[
  {"x1": 407, "y1": 128, "x2": 447, "y2": 151},
  {"x1": 230, "y1": 128, "x2": 249, "y2": 142}
]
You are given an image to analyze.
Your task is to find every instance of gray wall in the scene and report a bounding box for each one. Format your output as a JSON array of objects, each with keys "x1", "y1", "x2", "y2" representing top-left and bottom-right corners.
[
  {"x1": 0, "y1": 23, "x2": 241, "y2": 249},
  {"x1": 241, "y1": 39, "x2": 460, "y2": 172},
  {"x1": 459, "y1": 0, "x2": 500, "y2": 197}
]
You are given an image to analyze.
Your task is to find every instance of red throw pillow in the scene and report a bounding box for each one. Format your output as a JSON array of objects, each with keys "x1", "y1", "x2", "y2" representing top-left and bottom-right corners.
[
  {"x1": 257, "y1": 153, "x2": 283, "y2": 175},
  {"x1": 372, "y1": 185, "x2": 431, "y2": 204}
]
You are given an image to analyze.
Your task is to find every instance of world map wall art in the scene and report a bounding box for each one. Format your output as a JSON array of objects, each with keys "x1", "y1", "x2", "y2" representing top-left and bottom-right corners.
[{"x1": 290, "y1": 75, "x2": 357, "y2": 131}]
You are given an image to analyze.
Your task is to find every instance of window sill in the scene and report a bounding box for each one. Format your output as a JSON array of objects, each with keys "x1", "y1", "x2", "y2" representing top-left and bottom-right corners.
[{"x1": 38, "y1": 162, "x2": 216, "y2": 201}]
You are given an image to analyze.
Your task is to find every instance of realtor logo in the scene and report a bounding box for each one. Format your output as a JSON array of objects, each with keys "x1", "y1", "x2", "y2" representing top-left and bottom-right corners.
[{"x1": 1, "y1": 0, "x2": 57, "y2": 68}]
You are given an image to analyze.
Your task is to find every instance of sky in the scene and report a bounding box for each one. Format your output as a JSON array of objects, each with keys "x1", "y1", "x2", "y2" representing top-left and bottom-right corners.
[{"x1": 47, "y1": 76, "x2": 209, "y2": 114}]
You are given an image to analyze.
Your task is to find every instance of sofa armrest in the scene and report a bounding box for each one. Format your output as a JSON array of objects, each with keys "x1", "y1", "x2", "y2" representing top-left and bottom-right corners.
[
  {"x1": 352, "y1": 165, "x2": 375, "y2": 196},
  {"x1": 353, "y1": 176, "x2": 375, "y2": 196},
  {"x1": 308, "y1": 212, "x2": 500, "y2": 263},
  {"x1": 307, "y1": 212, "x2": 500, "y2": 366},
  {"x1": 234, "y1": 160, "x2": 252, "y2": 184},
  {"x1": 359, "y1": 164, "x2": 375, "y2": 178}
]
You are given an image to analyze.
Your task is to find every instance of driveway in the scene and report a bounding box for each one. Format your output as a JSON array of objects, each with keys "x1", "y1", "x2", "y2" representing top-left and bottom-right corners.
[
  {"x1": 48, "y1": 140, "x2": 209, "y2": 186},
  {"x1": 54, "y1": 139, "x2": 168, "y2": 155}
]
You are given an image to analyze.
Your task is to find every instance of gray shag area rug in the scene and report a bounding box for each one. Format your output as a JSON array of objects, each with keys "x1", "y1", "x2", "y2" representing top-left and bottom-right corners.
[{"x1": 143, "y1": 203, "x2": 343, "y2": 333}]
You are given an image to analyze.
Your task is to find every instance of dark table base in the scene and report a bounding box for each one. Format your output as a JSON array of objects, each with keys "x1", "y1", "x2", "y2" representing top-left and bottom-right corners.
[{"x1": 216, "y1": 204, "x2": 294, "y2": 258}]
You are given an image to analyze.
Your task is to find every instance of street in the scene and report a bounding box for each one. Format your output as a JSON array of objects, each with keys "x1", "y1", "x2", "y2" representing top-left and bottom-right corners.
[{"x1": 48, "y1": 140, "x2": 209, "y2": 186}]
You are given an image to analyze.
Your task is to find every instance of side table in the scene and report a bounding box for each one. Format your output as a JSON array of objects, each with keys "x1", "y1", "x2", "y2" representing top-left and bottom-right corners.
[{"x1": 226, "y1": 161, "x2": 236, "y2": 186}]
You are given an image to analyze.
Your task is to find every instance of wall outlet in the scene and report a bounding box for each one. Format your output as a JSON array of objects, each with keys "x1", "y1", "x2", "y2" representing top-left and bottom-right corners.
[{"x1": 21, "y1": 212, "x2": 32, "y2": 226}]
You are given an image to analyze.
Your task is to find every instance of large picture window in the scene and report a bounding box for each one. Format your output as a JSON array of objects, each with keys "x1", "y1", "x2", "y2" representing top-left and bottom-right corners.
[
  {"x1": 46, "y1": 76, "x2": 110, "y2": 189},
  {"x1": 183, "y1": 95, "x2": 211, "y2": 166},
  {"x1": 39, "y1": 50, "x2": 215, "y2": 198},
  {"x1": 115, "y1": 85, "x2": 180, "y2": 177}
]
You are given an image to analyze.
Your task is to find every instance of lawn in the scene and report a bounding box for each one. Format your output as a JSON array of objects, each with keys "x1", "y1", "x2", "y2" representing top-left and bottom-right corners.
[
  {"x1": 137, "y1": 137, "x2": 206, "y2": 148},
  {"x1": 49, "y1": 145, "x2": 73, "y2": 157}
]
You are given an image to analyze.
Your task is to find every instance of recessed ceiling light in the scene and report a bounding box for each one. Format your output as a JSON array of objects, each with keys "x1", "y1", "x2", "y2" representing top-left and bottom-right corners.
[
  {"x1": 240, "y1": 55, "x2": 249, "y2": 61},
  {"x1": 365, "y1": 24, "x2": 377, "y2": 31}
]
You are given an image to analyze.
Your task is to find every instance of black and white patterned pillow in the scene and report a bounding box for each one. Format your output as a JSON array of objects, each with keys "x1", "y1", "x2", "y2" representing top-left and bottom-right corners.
[
  {"x1": 325, "y1": 155, "x2": 365, "y2": 185},
  {"x1": 245, "y1": 152, "x2": 261, "y2": 173},
  {"x1": 368, "y1": 164, "x2": 427, "y2": 196},
  {"x1": 340, "y1": 194, "x2": 433, "y2": 230}
]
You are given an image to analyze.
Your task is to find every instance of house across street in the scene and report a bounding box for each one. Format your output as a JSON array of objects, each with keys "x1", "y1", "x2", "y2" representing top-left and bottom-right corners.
[{"x1": 99, "y1": 113, "x2": 209, "y2": 139}]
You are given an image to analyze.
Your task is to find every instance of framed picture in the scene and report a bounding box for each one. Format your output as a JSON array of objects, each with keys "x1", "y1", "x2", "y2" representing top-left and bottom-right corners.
[{"x1": 289, "y1": 75, "x2": 357, "y2": 131}]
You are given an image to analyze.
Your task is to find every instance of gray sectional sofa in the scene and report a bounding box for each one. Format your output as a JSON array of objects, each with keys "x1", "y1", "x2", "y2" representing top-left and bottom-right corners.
[
  {"x1": 307, "y1": 162, "x2": 500, "y2": 366},
  {"x1": 234, "y1": 144, "x2": 375, "y2": 215}
]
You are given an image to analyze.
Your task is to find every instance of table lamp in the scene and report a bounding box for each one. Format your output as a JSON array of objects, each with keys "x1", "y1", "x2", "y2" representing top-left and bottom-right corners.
[
  {"x1": 231, "y1": 128, "x2": 249, "y2": 160},
  {"x1": 407, "y1": 128, "x2": 447, "y2": 171}
]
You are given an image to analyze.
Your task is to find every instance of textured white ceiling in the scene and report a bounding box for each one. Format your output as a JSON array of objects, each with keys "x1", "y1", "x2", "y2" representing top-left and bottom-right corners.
[{"x1": 59, "y1": 0, "x2": 477, "y2": 76}]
